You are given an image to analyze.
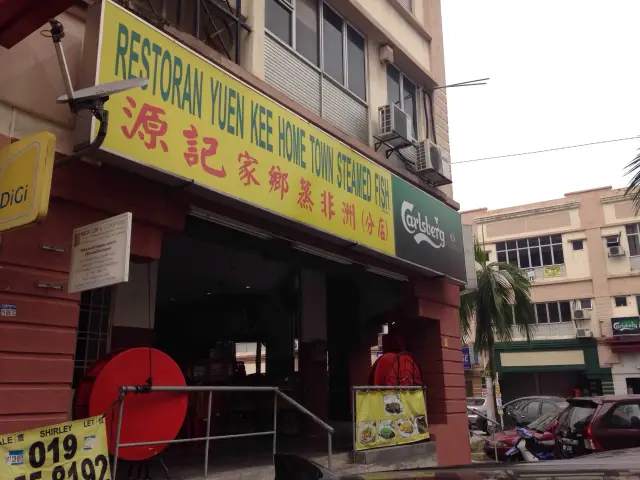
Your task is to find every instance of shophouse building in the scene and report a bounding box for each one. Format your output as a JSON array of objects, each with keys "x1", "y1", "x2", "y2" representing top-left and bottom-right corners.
[
  {"x1": 463, "y1": 186, "x2": 640, "y2": 401},
  {"x1": 0, "y1": 0, "x2": 470, "y2": 467}
]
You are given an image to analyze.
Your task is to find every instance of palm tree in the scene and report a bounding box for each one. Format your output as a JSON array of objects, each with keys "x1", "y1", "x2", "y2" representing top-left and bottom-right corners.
[
  {"x1": 460, "y1": 241, "x2": 536, "y2": 427},
  {"x1": 625, "y1": 153, "x2": 640, "y2": 213}
]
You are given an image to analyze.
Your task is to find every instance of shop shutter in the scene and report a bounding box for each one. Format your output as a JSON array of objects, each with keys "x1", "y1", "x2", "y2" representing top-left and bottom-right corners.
[
  {"x1": 264, "y1": 35, "x2": 321, "y2": 115},
  {"x1": 321, "y1": 77, "x2": 369, "y2": 143}
]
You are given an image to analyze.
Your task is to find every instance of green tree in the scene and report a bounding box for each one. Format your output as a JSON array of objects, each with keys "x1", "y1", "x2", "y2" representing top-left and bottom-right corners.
[{"x1": 460, "y1": 242, "x2": 536, "y2": 425}]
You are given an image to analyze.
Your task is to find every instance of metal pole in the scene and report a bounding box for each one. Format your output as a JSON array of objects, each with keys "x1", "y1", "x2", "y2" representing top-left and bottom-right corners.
[
  {"x1": 350, "y1": 387, "x2": 356, "y2": 460},
  {"x1": 272, "y1": 390, "x2": 278, "y2": 463},
  {"x1": 112, "y1": 395, "x2": 125, "y2": 480},
  {"x1": 204, "y1": 391, "x2": 212, "y2": 479},
  {"x1": 327, "y1": 432, "x2": 332, "y2": 471},
  {"x1": 493, "y1": 436, "x2": 498, "y2": 462}
]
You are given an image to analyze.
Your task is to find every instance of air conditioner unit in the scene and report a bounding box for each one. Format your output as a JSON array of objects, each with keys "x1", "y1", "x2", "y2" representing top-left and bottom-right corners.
[
  {"x1": 377, "y1": 104, "x2": 413, "y2": 147},
  {"x1": 572, "y1": 309, "x2": 591, "y2": 321},
  {"x1": 608, "y1": 245, "x2": 625, "y2": 257},
  {"x1": 576, "y1": 328, "x2": 593, "y2": 338},
  {"x1": 412, "y1": 139, "x2": 452, "y2": 186}
]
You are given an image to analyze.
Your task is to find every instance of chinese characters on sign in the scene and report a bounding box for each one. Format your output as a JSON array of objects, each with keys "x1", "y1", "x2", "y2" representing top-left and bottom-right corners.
[{"x1": 97, "y1": 1, "x2": 394, "y2": 256}]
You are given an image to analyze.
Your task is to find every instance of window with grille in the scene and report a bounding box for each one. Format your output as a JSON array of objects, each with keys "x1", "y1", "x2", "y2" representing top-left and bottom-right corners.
[
  {"x1": 513, "y1": 301, "x2": 572, "y2": 324},
  {"x1": 73, "y1": 288, "x2": 112, "y2": 387},
  {"x1": 496, "y1": 235, "x2": 565, "y2": 269},
  {"x1": 626, "y1": 224, "x2": 640, "y2": 256},
  {"x1": 265, "y1": 0, "x2": 367, "y2": 100}
]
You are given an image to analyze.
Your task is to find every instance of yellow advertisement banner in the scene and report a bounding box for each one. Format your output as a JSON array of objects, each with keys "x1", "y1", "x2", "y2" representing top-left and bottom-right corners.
[
  {"x1": 94, "y1": 1, "x2": 394, "y2": 255},
  {"x1": 355, "y1": 389, "x2": 429, "y2": 451},
  {"x1": 543, "y1": 266, "x2": 562, "y2": 278},
  {"x1": 0, "y1": 131, "x2": 56, "y2": 233},
  {"x1": 0, "y1": 415, "x2": 111, "y2": 480}
]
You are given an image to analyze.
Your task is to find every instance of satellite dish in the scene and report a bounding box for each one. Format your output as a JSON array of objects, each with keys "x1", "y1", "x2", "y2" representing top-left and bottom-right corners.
[
  {"x1": 46, "y1": 18, "x2": 148, "y2": 166},
  {"x1": 57, "y1": 78, "x2": 149, "y2": 105}
]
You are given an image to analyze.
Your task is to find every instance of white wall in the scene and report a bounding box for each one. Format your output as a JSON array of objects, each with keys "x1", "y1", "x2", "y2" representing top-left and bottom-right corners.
[
  {"x1": 111, "y1": 261, "x2": 159, "y2": 329},
  {"x1": 612, "y1": 353, "x2": 640, "y2": 394}
]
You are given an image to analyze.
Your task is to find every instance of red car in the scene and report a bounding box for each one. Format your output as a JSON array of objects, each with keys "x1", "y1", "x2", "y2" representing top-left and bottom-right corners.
[
  {"x1": 484, "y1": 411, "x2": 559, "y2": 460},
  {"x1": 555, "y1": 396, "x2": 640, "y2": 458}
]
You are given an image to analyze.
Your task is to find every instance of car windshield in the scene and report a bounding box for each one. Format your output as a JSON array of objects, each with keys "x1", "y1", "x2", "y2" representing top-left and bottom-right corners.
[
  {"x1": 527, "y1": 412, "x2": 558, "y2": 432},
  {"x1": 467, "y1": 398, "x2": 484, "y2": 406}
]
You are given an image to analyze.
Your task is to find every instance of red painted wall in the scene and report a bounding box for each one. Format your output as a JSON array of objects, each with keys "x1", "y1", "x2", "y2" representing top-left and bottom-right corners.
[{"x1": 0, "y1": 159, "x2": 186, "y2": 434}]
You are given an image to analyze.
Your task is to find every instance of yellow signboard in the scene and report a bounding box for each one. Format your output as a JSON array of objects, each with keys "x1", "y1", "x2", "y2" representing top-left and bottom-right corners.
[
  {"x1": 0, "y1": 415, "x2": 111, "y2": 480},
  {"x1": 94, "y1": 0, "x2": 394, "y2": 255},
  {"x1": 543, "y1": 266, "x2": 563, "y2": 278},
  {"x1": 355, "y1": 389, "x2": 429, "y2": 451},
  {"x1": 0, "y1": 132, "x2": 56, "y2": 233}
]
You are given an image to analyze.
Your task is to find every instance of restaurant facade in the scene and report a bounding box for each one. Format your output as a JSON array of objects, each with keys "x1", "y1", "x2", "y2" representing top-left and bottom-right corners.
[{"x1": 0, "y1": 0, "x2": 470, "y2": 467}]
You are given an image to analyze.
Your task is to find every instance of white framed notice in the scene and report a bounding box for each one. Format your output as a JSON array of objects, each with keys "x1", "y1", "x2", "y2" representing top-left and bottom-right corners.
[{"x1": 68, "y1": 212, "x2": 132, "y2": 293}]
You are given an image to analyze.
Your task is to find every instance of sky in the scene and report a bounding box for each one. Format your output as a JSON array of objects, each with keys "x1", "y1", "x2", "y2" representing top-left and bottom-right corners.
[{"x1": 441, "y1": 0, "x2": 640, "y2": 211}]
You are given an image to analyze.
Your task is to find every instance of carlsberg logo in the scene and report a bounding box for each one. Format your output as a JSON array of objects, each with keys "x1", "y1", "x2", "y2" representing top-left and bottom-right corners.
[
  {"x1": 613, "y1": 320, "x2": 638, "y2": 331},
  {"x1": 401, "y1": 200, "x2": 445, "y2": 249}
]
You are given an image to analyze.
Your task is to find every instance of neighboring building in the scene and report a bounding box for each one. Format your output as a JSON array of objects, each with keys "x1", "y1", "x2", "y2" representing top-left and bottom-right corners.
[
  {"x1": 0, "y1": 0, "x2": 470, "y2": 467},
  {"x1": 463, "y1": 186, "x2": 640, "y2": 400}
]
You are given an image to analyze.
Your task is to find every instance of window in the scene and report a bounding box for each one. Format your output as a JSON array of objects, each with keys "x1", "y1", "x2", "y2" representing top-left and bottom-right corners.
[
  {"x1": 579, "y1": 298, "x2": 593, "y2": 309},
  {"x1": 346, "y1": 26, "x2": 366, "y2": 100},
  {"x1": 322, "y1": 6, "x2": 343, "y2": 81},
  {"x1": 607, "y1": 403, "x2": 640, "y2": 429},
  {"x1": 626, "y1": 224, "x2": 640, "y2": 256},
  {"x1": 386, "y1": 65, "x2": 418, "y2": 139},
  {"x1": 522, "y1": 401, "x2": 541, "y2": 415},
  {"x1": 532, "y1": 301, "x2": 572, "y2": 323},
  {"x1": 266, "y1": 0, "x2": 293, "y2": 45},
  {"x1": 615, "y1": 296, "x2": 628, "y2": 307},
  {"x1": 265, "y1": 1, "x2": 367, "y2": 99},
  {"x1": 74, "y1": 288, "x2": 112, "y2": 387},
  {"x1": 571, "y1": 239, "x2": 584, "y2": 251},
  {"x1": 540, "y1": 402, "x2": 557, "y2": 415},
  {"x1": 496, "y1": 235, "x2": 565, "y2": 269},
  {"x1": 296, "y1": 0, "x2": 319, "y2": 64}
]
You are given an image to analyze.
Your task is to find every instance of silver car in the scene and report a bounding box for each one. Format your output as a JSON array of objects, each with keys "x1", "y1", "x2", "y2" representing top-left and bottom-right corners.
[{"x1": 467, "y1": 396, "x2": 488, "y2": 432}]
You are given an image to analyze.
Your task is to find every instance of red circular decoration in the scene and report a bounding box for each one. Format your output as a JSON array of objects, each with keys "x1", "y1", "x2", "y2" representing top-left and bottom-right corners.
[
  {"x1": 369, "y1": 352, "x2": 423, "y2": 386},
  {"x1": 80, "y1": 348, "x2": 188, "y2": 461}
]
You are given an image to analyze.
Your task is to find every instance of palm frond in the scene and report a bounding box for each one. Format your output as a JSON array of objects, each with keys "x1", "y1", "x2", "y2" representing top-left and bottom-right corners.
[
  {"x1": 624, "y1": 152, "x2": 640, "y2": 214},
  {"x1": 462, "y1": 239, "x2": 536, "y2": 359}
]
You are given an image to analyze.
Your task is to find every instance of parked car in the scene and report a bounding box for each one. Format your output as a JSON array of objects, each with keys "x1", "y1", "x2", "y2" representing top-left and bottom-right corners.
[
  {"x1": 467, "y1": 397, "x2": 488, "y2": 431},
  {"x1": 503, "y1": 396, "x2": 568, "y2": 427},
  {"x1": 484, "y1": 411, "x2": 560, "y2": 460},
  {"x1": 555, "y1": 395, "x2": 640, "y2": 459}
]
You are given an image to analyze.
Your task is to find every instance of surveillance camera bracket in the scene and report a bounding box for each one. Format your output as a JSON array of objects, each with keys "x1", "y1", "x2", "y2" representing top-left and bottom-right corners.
[{"x1": 48, "y1": 18, "x2": 111, "y2": 167}]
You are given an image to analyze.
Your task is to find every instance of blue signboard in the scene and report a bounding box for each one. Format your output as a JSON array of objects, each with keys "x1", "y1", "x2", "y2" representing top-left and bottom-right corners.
[{"x1": 462, "y1": 347, "x2": 471, "y2": 371}]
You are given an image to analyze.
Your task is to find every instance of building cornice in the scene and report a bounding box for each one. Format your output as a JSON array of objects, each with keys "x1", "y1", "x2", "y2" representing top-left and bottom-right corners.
[
  {"x1": 601, "y1": 194, "x2": 631, "y2": 205},
  {"x1": 476, "y1": 202, "x2": 580, "y2": 224}
]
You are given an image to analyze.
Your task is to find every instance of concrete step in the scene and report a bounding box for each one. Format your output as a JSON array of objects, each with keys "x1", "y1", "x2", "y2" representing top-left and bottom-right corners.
[{"x1": 116, "y1": 442, "x2": 439, "y2": 480}]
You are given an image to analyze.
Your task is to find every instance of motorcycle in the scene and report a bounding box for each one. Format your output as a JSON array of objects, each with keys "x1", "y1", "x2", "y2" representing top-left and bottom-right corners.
[{"x1": 505, "y1": 426, "x2": 555, "y2": 463}]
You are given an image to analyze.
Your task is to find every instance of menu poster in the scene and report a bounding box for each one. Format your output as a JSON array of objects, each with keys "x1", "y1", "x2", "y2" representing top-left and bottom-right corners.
[{"x1": 354, "y1": 389, "x2": 429, "y2": 451}]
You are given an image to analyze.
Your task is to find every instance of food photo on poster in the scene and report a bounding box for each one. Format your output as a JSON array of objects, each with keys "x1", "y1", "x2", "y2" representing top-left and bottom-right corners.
[{"x1": 354, "y1": 388, "x2": 429, "y2": 451}]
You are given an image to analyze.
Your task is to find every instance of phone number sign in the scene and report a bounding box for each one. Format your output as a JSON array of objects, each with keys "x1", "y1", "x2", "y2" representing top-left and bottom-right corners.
[{"x1": 0, "y1": 416, "x2": 111, "y2": 480}]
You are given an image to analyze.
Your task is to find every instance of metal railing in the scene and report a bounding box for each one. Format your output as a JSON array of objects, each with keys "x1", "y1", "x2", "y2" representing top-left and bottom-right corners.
[
  {"x1": 112, "y1": 385, "x2": 335, "y2": 479},
  {"x1": 467, "y1": 407, "x2": 503, "y2": 462}
]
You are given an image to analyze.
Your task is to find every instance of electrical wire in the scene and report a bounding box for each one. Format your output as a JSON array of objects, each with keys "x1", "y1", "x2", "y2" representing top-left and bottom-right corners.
[{"x1": 451, "y1": 135, "x2": 640, "y2": 165}]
